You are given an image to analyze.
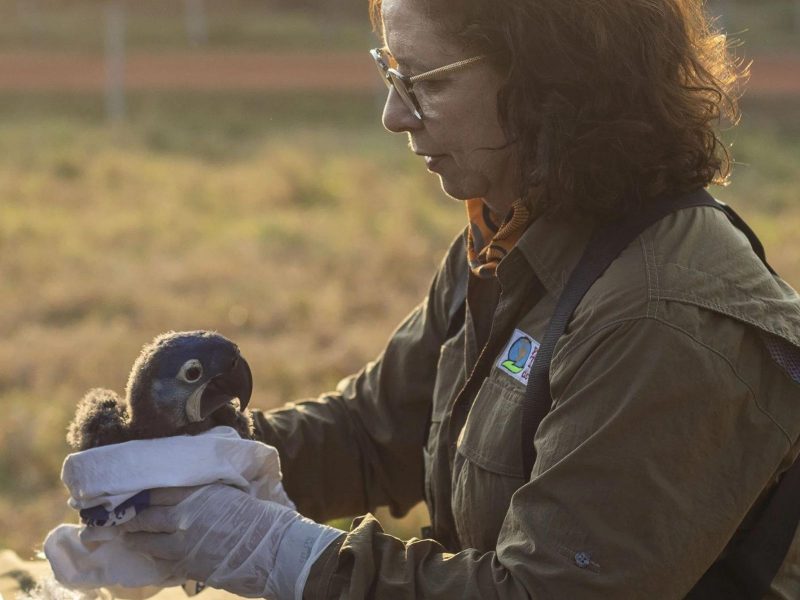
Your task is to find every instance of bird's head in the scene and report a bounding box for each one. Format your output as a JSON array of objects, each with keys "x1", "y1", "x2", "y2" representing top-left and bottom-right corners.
[{"x1": 126, "y1": 330, "x2": 253, "y2": 431}]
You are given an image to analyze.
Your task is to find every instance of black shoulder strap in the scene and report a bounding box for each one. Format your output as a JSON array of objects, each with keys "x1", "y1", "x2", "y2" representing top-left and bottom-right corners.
[{"x1": 520, "y1": 187, "x2": 793, "y2": 599}]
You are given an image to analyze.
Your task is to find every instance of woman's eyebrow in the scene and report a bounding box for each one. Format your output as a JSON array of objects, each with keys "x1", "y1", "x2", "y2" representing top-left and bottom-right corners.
[{"x1": 383, "y1": 47, "x2": 426, "y2": 73}]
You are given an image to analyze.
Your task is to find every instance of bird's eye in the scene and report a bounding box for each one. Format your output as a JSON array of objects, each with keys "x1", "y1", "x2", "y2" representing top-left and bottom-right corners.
[{"x1": 178, "y1": 359, "x2": 203, "y2": 383}]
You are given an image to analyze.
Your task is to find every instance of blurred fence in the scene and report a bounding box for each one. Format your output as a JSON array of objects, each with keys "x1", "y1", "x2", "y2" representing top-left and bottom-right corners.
[
  {"x1": 1, "y1": 0, "x2": 797, "y2": 122},
  {"x1": 3, "y1": 1, "x2": 375, "y2": 53},
  {"x1": 4, "y1": 0, "x2": 800, "y2": 50},
  {"x1": 11, "y1": 0, "x2": 796, "y2": 25}
]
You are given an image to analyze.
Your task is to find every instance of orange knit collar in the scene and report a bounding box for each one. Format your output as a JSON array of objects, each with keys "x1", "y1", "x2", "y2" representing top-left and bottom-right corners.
[{"x1": 466, "y1": 198, "x2": 532, "y2": 279}]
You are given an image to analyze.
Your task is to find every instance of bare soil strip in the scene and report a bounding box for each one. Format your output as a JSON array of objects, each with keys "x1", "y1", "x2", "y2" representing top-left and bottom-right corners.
[
  {"x1": 0, "y1": 52, "x2": 797, "y2": 95},
  {"x1": 0, "y1": 52, "x2": 378, "y2": 92}
]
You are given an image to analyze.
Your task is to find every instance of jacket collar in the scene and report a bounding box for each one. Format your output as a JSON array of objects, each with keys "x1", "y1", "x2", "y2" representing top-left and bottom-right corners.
[{"x1": 498, "y1": 215, "x2": 594, "y2": 297}]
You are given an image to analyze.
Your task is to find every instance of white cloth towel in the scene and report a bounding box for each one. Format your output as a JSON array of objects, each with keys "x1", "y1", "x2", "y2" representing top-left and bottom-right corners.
[{"x1": 44, "y1": 426, "x2": 294, "y2": 591}]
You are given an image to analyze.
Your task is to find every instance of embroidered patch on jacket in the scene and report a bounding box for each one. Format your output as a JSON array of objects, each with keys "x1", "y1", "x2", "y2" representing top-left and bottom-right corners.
[{"x1": 496, "y1": 329, "x2": 541, "y2": 384}]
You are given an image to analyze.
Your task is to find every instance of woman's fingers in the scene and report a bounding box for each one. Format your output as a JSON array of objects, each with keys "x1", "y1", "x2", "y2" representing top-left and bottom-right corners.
[
  {"x1": 147, "y1": 486, "x2": 205, "y2": 507},
  {"x1": 118, "y1": 506, "x2": 179, "y2": 534}
]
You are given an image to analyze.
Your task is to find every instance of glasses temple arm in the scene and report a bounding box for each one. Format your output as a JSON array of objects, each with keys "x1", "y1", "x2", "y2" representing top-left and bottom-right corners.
[{"x1": 409, "y1": 55, "x2": 486, "y2": 83}]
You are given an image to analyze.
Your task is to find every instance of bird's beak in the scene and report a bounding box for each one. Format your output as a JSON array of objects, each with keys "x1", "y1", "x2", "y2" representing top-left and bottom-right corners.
[{"x1": 185, "y1": 355, "x2": 253, "y2": 422}]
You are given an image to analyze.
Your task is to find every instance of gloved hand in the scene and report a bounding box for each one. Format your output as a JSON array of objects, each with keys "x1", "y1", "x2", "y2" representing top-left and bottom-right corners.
[{"x1": 119, "y1": 485, "x2": 344, "y2": 599}]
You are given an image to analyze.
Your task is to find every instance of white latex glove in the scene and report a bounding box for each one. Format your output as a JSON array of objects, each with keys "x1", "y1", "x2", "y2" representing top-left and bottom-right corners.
[{"x1": 119, "y1": 485, "x2": 343, "y2": 599}]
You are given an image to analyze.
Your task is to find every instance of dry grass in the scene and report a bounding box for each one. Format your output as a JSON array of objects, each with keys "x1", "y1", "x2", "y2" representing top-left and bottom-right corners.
[
  {"x1": 0, "y1": 91, "x2": 457, "y2": 553},
  {"x1": 0, "y1": 91, "x2": 798, "y2": 557}
]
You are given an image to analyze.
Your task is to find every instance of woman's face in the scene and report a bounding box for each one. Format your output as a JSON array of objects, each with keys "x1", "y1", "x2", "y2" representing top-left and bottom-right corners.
[{"x1": 380, "y1": 0, "x2": 517, "y2": 216}]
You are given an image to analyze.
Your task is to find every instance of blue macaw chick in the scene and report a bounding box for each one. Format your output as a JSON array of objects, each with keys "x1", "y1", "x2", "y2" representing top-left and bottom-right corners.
[{"x1": 67, "y1": 331, "x2": 254, "y2": 451}]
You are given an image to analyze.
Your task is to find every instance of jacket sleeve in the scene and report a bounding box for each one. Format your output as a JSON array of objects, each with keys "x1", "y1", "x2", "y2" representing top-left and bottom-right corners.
[
  {"x1": 250, "y1": 232, "x2": 468, "y2": 523},
  {"x1": 301, "y1": 315, "x2": 800, "y2": 599}
]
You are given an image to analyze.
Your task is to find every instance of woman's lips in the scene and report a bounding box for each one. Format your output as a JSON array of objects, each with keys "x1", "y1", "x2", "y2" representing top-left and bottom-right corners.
[{"x1": 423, "y1": 154, "x2": 446, "y2": 171}]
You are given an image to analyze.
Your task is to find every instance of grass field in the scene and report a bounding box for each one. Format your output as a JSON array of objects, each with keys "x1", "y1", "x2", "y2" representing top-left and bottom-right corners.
[
  {"x1": 0, "y1": 89, "x2": 798, "y2": 557},
  {"x1": 0, "y1": 89, "x2": 457, "y2": 554}
]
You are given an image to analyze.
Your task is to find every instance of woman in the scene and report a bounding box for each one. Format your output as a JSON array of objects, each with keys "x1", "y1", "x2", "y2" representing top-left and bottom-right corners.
[{"x1": 120, "y1": 0, "x2": 800, "y2": 597}]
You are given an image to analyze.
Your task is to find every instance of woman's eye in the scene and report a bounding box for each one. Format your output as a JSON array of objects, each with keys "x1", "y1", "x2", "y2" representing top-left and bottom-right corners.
[
  {"x1": 415, "y1": 79, "x2": 446, "y2": 95},
  {"x1": 178, "y1": 360, "x2": 204, "y2": 383}
]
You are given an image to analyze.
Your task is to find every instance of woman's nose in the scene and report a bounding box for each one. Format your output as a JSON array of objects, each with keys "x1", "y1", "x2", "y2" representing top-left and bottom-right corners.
[{"x1": 381, "y1": 87, "x2": 422, "y2": 133}]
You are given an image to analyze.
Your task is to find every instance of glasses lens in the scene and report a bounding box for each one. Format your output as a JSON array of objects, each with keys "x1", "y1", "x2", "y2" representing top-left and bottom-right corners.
[
  {"x1": 388, "y1": 72, "x2": 421, "y2": 118},
  {"x1": 372, "y1": 60, "x2": 392, "y2": 90},
  {"x1": 371, "y1": 50, "x2": 394, "y2": 90}
]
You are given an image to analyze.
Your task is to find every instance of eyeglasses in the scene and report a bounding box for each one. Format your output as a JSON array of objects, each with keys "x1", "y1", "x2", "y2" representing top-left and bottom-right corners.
[{"x1": 370, "y1": 47, "x2": 486, "y2": 120}]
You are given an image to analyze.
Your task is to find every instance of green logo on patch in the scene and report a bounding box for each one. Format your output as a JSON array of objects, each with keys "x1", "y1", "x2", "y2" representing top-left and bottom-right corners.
[{"x1": 501, "y1": 337, "x2": 533, "y2": 374}]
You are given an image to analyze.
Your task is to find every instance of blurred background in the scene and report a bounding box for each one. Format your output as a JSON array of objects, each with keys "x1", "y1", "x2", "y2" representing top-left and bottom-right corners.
[{"x1": 0, "y1": 0, "x2": 798, "y2": 558}]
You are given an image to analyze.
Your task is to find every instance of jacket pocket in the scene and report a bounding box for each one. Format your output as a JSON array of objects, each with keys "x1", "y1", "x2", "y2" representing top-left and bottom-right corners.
[
  {"x1": 451, "y1": 376, "x2": 527, "y2": 550},
  {"x1": 456, "y1": 376, "x2": 526, "y2": 477}
]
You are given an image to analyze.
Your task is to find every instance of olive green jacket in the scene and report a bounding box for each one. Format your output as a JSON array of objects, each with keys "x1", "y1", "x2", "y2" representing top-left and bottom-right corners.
[{"x1": 253, "y1": 204, "x2": 800, "y2": 599}]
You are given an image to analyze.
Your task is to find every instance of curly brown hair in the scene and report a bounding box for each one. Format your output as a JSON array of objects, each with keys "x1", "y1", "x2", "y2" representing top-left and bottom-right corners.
[{"x1": 370, "y1": 0, "x2": 746, "y2": 221}]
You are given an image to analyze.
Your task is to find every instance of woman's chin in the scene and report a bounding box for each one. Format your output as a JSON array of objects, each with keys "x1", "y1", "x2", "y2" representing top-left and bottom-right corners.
[{"x1": 435, "y1": 169, "x2": 490, "y2": 202}]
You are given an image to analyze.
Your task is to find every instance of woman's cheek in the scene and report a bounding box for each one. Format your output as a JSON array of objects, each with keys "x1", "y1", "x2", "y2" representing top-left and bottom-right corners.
[{"x1": 417, "y1": 94, "x2": 449, "y2": 121}]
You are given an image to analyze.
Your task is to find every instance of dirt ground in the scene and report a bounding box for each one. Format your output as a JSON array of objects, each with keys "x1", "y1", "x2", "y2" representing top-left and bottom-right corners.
[
  {"x1": 0, "y1": 52, "x2": 381, "y2": 92},
  {"x1": 0, "y1": 51, "x2": 798, "y2": 95}
]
